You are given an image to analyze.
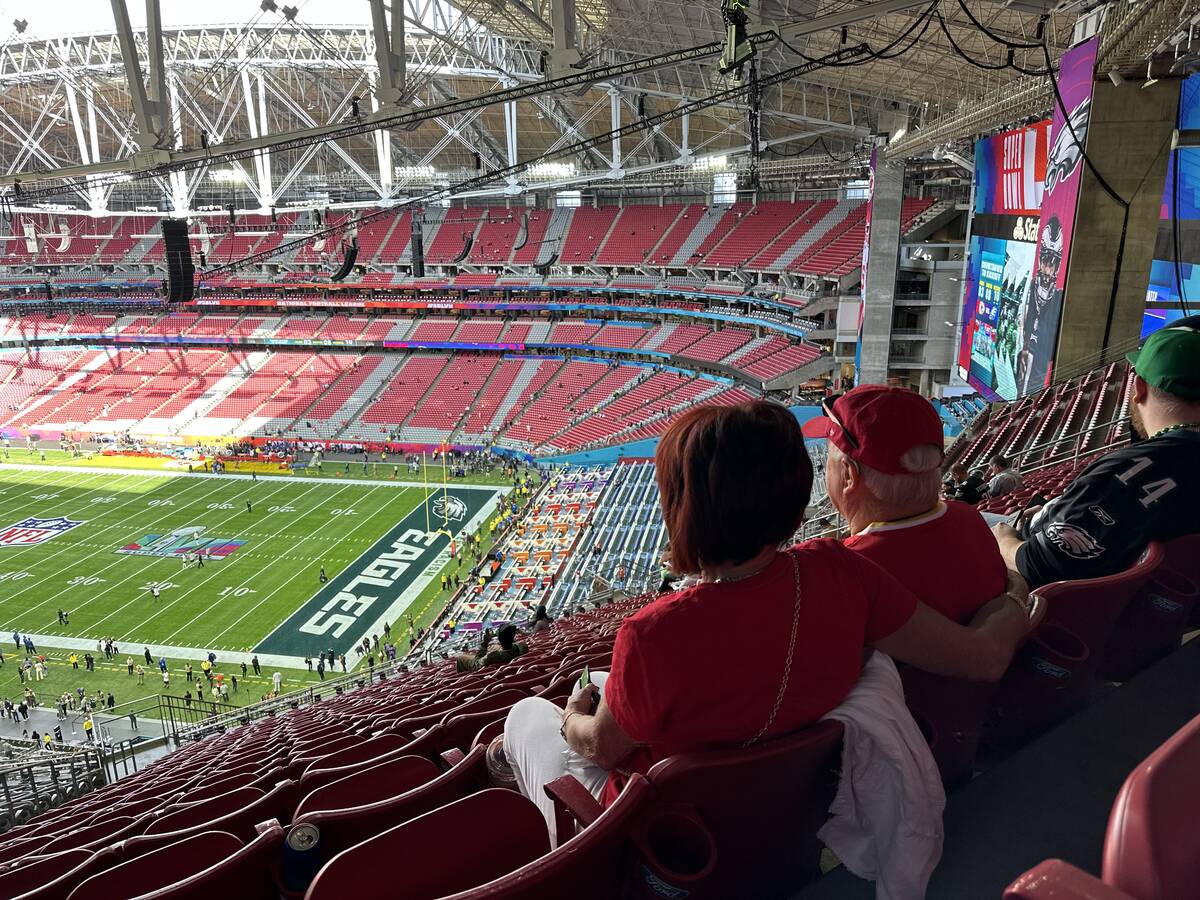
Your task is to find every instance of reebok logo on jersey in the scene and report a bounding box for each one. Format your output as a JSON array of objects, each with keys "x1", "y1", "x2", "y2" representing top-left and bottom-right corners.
[
  {"x1": 1045, "y1": 522, "x2": 1104, "y2": 559},
  {"x1": 1088, "y1": 505, "x2": 1114, "y2": 526}
]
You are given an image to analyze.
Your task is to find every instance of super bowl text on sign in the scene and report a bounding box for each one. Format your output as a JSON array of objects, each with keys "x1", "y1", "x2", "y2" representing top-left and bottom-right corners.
[{"x1": 0, "y1": 517, "x2": 86, "y2": 547}]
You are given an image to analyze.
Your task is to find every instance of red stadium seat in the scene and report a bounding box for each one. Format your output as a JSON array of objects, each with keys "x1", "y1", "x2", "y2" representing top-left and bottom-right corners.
[
  {"x1": 288, "y1": 745, "x2": 489, "y2": 888},
  {"x1": 0, "y1": 849, "x2": 93, "y2": 900},
  {"x1": 294, "y1": 755, "x2": 440, "y2": 821},
  {"x1": 549, "y1": 719, "x2": 844, "y2": 899},
  {"x1": 446, "y1": 775, "x2": 653, "y2": 899},
  {"x1": 68, "y1": 820, "x2": 284, "y2": 900},
  {"x1": 39, "y1": 816, "x2": 145, "y2": 856},
  {"x1": 1004, "y1": 859, "x2": 1134, "y2": 899},
  {"x1": 305, "y1": 790, "x2": 551, "y2": 899},
  {"x1": 1101, "y1": 564, "x2": 1198, "y2": 681},
  {"x1": 299, "y1": 733, "x2": 408, "y2": 778},
  {"x1": 141, "y1": 780, "x2": 296, "y2": 842},
  {"x1": 1103, "y1": 712, "x2": 1200, "y2": 899},
  {"x1": 989, "y1": 544, "x2": 1165, "y2": 746},
  {"x1": 900, "y1": 666, "x2": 1000, "y2": 788}
]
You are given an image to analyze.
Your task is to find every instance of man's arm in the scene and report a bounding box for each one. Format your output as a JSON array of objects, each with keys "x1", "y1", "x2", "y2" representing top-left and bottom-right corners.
[{"x1": 993, "y1": 522, "x2": 1024, "y2": 572}]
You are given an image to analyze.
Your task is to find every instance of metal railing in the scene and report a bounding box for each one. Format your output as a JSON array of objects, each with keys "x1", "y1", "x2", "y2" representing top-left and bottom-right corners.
[{"x1": 0, "y1": 745, "x2": 106, "y2": 831}]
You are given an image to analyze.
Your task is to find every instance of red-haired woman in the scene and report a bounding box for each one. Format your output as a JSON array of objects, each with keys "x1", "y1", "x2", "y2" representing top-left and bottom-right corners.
[{"x1": 504, "y1": 401, "x2": 1034, "y2": 844}]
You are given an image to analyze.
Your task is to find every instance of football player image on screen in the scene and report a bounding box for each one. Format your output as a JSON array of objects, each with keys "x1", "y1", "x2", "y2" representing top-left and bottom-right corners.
[{"x1": 1017, "y1": 215, "x2": 1064, "y2": 394}]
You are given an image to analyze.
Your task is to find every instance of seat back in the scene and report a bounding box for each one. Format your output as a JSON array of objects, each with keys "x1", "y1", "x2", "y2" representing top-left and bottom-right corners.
[
  {"x1": 40, "y1": 816, "x2": 144, "y2": 856},
  {"x1": 1103, "y1": 712, "x2": 1200, "y2": 900},
  {"x1": 990, "y1": 544, "x2": 1165, "y2": 745},
  {"x1": 65, "y1": 831, "x2": 243, "y2": 900},
  {"x1": 1162, "y1": 533, "x2": 1200, "y2": 594},
  {"x1": 447, "y1": 776, "x2": 653, "y2": 899},
  {"x1": 142, "y1": 786, "x2": 264, "y2": 836},
  {"x1": 8, "y1": 848, "x2": 121, "y2": 900},
  {"x1": 899, "y1": 664, "x2": 999, "y2": 788},
  {"x1": 300, "y1": 734, "x2": 407, "y2": 778},
  {"x1": 642, "y1": 719, "x2": 844, "y2": 898},
  {"x1": 1004, "y1": 859, "x2": 1133, "y2": 899},
  {"x1": 297, "y1": 745, "x2": 488, "y2": 863},
  {"x1": 0, "y1": 849, "x2": 92, "y2": 899},
  {"x1": 306, "y1": 790, "x2": 550, "y2": 899},
  {"x1": 294, "y1": 755, "x2": 439, "y2": 821},
  {"x1": 142, "y1": 780, "x2": 296, "y2": 843}
]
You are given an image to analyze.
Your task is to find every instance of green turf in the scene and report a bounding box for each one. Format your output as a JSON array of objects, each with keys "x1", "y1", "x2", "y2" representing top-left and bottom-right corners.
[
  {"x1": 6, "y1": 448, "x2": 518, "y2": 487},
  {"x1": 0, "y1": 465, "x2": 504, "y2": 663}
]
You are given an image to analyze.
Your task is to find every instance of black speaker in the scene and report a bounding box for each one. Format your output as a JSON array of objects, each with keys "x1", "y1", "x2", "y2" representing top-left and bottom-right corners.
[
  {"x1": 410, "y1": 212, "x2": 425, "y2": 278},
  {"x1": 330, "y1": 239, "x2": 359, "y2": 282},
  {"x1": 161, "y1": 219, "x2": 194, "y2": 303}
]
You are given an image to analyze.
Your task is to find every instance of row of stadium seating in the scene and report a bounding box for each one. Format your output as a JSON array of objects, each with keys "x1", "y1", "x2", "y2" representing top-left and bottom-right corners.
[
  {"x1": 0, "y1": 597, "x2": 643, "y2": 899},
  {"x1": 0, "y1": 312, "x2": 824, "y2": 447},
  {"x1": 5, "y1": 526, "x2": 1193, "y2": 900},
  {"x1": 0, "y1": 197, "x2": 937, "y2": 276},
  {"x1": 950, "y1": 360, "x2": 1134, "y2": 476}
]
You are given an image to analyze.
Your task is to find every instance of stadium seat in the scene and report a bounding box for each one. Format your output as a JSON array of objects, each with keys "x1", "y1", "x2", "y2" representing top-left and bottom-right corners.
[
  {"x1": 1102, "y1": 712, "x2": 1200, "y2": 899},
  {"x1": 39, "y1": 816, "x2": 145, "y2": 856},
  {"x1": 141, "y1": 780, "x2": 296, "y2": 842},
  {"x1": 305, "y1": 789, "x2": 551, "y2": 899},
  {"x1": 0, "y1": 848, "x2": 93, "y2": 900},
  {"x1": 549, "y1": 719, "x2": 844, "y2": 898},
  {"x1": 988, "y1": 544, "x2": 1166, "y2": 747},
  {"x1": 900, "y1": 665, "x2": 1000, "y2": 788},
  {"x1": 448, "y1": 774, "x2": 653, "y2": 899},
  {"x1": 299, "y1": 733, "x2": 408, "y2": 778},
  {"x1": 293, "y1": 754, "x2": 440, "y2": 821},
  {"x1": 7, "y1": 847, "x2": 123, "y2": 900},
  {"x1": 1004, "y1": 859, "x2": 1134, "y2": 899},
  {"x1": 68, "y1": 820, "x2": 284, "y2": 900},
  {"x1": 1100, "y1": 564, "x2": 1198, "y2": 681},
  {"x1": 289, "y1": 745, "x2": 489, "y2": 884}
]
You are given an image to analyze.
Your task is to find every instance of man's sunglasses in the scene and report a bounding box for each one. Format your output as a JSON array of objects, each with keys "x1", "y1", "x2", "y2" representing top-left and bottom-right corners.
[{"x1": 822, "y1": 394, "x2": 860, "y2": 450}]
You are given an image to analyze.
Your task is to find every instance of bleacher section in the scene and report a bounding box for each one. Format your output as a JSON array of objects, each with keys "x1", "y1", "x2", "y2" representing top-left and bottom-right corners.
[
  {"x1": 0, "y1": 311, "x2": 825, "y2": 445},
  {"x1": 1, "y1": 197, "x2": 934, "y2": 281}
]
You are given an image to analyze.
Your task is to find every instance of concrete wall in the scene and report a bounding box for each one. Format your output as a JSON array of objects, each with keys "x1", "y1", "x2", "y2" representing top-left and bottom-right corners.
[
  {"x1": 1058, "y1": 78, "x2": 1180, "y2": 372},
  {"x1": 858, "y1": 154, "x2": 905, "y2": 384}
]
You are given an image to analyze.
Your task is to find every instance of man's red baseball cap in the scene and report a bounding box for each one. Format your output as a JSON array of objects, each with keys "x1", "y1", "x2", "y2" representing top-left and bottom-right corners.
[{"x1": 815, "y1": 386, "x2": 944, "y2": 474}]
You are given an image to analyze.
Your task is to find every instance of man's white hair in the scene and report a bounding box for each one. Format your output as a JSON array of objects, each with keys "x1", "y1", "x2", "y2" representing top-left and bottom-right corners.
[{"x1": 830, "y1": 442, "x2": 943, "y2": 510}]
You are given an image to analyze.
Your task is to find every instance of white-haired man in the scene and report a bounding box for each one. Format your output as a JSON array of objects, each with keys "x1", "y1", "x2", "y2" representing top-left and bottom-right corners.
[
  {"x1": 993, "y1": 324, "x2": 1200, "y2": 587},
  {"x1": 819, "y1": 386, "x2": 1008, "y2": 622}
]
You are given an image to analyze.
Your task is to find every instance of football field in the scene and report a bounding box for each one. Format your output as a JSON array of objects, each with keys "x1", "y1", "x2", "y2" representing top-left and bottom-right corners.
[{"x1": 0, "y1": 464, "x2": 503, "y2": 668}]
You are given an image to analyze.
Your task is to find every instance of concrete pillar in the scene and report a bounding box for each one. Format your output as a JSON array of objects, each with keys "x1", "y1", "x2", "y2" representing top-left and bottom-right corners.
[
  {"x1": 858, "y1": 154, "x2": 905, "y2": 385},
  {"x1": 1057, "y1": 79, "x2": 1179, "y2": 372}
]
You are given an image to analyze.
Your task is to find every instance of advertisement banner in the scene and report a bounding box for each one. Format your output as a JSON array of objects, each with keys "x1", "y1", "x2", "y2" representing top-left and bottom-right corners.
[{"x1": 1022, "y1": 35, "x2": 1098, "y2": 394}]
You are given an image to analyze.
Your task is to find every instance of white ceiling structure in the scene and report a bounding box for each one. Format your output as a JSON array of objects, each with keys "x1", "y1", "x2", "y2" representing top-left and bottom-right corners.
[{"x1": 0, "y1": 0, "x2": 1190, "y2": 212}]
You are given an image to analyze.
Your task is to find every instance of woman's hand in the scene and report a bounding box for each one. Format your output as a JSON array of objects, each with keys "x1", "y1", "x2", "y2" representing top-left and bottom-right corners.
[{"x1": 564, "y1": 683, "x2": 599, "y2": 718}]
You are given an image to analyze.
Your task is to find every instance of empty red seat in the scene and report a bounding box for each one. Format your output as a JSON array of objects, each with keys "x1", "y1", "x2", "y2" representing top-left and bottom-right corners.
[
  {"x1": 305, "y1": 790, "x2": 550, "y2": 899},
  {"x1": 1004, "y1": 858, "x2": 1133, "y2": 899},
  {"x1": 1103, "y1": 712, "x2": 1200, "y2": 899},
  {"x1": 294, "y1": 755, "x2": 440, "y2": 821}
]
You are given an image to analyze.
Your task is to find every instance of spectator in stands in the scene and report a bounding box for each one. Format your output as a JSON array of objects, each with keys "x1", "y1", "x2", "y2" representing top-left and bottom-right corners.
[
  {"x1": 504, "y1": 401, "x2": 1035, "y2": 843},
  {"x1": 457, "y1": 625, "x2": 528, "y2": 672},
  {"x1": 944, "y1": 462, "x2": 987, "y2": 505},
  {"x1": 985, "y1": 454, "x2": 1023, "y2": 498},
  {"x1": 529, "y1": 605, "x2": 553, "y2": 634},
  {"x1": 821, "y1": 387, "x2": 1007, "y2": 621},
  {"x1": 993, "y1": 324, "x2": 1200, "y2": 586}
]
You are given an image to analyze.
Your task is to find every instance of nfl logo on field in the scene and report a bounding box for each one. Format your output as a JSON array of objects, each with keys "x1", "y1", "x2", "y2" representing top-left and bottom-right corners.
[{"x1": 0, "y1": 517, "x2": 85, "y2": 547}]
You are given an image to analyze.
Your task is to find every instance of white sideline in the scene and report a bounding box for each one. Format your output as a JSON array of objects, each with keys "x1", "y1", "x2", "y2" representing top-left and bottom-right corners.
[{"x1": 10, "y1": 632, "x2": 312, "y2": 672}]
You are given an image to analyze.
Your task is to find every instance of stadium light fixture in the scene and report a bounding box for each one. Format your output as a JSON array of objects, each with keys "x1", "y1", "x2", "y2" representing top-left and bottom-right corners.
[
  {"x1": 1143, "y1": 60, "x2": 1158, "y2": 89},
  {"x1": 210, "y1": 168, "x2": 248, "y2": 183},
  {"x1": 1107, "y1": 69, "x2": 1124, "y2": 86}
]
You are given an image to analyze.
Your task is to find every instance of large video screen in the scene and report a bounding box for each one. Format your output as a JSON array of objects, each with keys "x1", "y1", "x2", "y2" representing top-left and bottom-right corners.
[
  {"x1": 957, "y1": 121, "x2": 1049, "y2": 400},
  {"x1": 958, "y1": 37, "x2": 1098, "y2": 399},
  {"x1": 1144, "y1": 73, "x2": 1200, "y2": 337}
]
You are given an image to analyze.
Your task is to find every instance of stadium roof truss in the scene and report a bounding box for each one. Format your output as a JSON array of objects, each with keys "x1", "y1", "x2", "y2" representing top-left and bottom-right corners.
[{"x1": 1, "y1": 0, "x2": 1182, "y2": 211}]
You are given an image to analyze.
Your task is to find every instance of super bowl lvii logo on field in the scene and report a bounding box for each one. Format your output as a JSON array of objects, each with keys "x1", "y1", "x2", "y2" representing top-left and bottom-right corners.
[
  {"x1": 0, "y1": 517, "x2": 86, "y2": 547},
  {"x1": 118, "y1": 525, "x2": 247, "y2": 559}
]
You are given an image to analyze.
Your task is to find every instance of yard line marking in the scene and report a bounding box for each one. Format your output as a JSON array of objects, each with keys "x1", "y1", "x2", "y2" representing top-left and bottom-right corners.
[
  {"x1": 56, "y1": 479, "x2": 301, "y2": 632},
  {"x1": 205, "y1": 484, "x2": 408, "y2": 646},
  {"x1": 0, "y1": 475, "x2": 237, "y2": 620},
  {"x1": 142, "y1": 480, "x2": 358, "y2": 645}
]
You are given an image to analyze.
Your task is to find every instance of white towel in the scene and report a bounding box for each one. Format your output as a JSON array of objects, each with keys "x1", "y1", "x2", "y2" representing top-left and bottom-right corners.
[{"x1": 819, "y1": 652, "x2": 946, "y2": 900}]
